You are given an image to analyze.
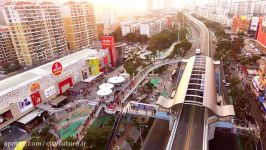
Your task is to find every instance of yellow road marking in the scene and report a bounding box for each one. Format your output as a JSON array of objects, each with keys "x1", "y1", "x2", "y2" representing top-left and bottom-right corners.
[{"x1": 184, "y1": 107, "x2": 196, "y2": 150}]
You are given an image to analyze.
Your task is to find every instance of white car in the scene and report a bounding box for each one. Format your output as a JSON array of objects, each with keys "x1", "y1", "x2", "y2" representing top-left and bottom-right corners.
[
  {"x1": 195, "y1": 49, "x2": 201, "y2": 55},
  {"x1": 225, "y1": 83, "x2": 231, "y2": 87},
  {"x1": 222, "y1": 80, "x2": 226, "y2": 84}
]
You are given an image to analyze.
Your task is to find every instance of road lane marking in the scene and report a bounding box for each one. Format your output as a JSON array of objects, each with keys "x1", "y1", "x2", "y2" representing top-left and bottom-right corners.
[{"x1": 184, "y1": 107, "x2": 196, "y2": 150}]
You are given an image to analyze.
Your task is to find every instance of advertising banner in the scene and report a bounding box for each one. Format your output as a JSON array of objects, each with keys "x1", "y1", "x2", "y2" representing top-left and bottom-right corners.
[
  {"x1": 88, "y1": 58, "x2": 100, "y2": 76},
  {"x1": 101, "y1": 36, "x2": 115, "y2": 48},
  {"x1": 51, "y1": 62, "x2": 63, "y2": 76},
  {"x1": 44, "y1": 86, "x2": 56, "y2": 98},
  {"x1": 250, "y1": 17, "x2": 259, "y2": 31},
  {"x1": 104, "y1": 56, "x2": 108, "y2": 65},
  {"x1": 30, "y1": 91, "x2": 42, "y2": 106},
  {"x1": 18, "y1": 97, "x2": 33, "y2": 112},
  {"x1": 0, "y1": 110, "x2": 13, "y2": 125},
  {"x1": 82, "y1": 70, "x2": 88, "y2": 79},
  {"x1": 30, "y1": 82, "x2": 41, "y2": 93}
]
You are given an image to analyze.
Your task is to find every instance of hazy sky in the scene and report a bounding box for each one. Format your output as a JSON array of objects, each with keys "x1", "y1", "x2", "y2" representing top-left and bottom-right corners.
[{"x1": 90, "y1": 0, "x2": 207, "y2": 22}]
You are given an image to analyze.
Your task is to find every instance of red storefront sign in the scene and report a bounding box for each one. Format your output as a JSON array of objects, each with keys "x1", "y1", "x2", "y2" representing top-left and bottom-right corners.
[
  {"x1": 58, "y1": 77, "x2": 73, "y2": 94},
  {"x1": 30, "y1": 91, "x2": 42, "y2": 106},
  {"x1": 52, "y1": 62, "x2": 63, "y2": 76},
  {"x1": 101, "y1": 36, "x2": 114, "y2": 48}
]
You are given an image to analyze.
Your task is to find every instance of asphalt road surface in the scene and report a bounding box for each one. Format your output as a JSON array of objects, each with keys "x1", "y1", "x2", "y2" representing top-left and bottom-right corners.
[
  {"x1": 142, "y1": 119, "x2": 170, "y2": 150},
  {"x1": 171, "y1": 105, "x2": 205, "y2": 150}
]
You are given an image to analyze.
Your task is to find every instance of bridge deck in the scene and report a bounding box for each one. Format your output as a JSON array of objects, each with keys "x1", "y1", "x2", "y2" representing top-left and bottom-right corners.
[{"x1": 171, "y1": 105, "x2": 205, "y2": 150}]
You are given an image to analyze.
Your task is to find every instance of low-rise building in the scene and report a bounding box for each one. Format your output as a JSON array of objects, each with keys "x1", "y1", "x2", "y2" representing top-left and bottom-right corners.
[
  {"x1": 0, "y1": 48, "x2": 111, "y2": 129},
  {"x1": 121, "y1": 21, "x2": 140, "y2": 36}
]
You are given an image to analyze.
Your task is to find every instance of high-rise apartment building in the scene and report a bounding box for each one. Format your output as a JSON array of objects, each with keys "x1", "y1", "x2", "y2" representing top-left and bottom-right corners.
[
  {"x1": 62, "y1": 1, "x2": 98, "y2": 52},
  {"x1": 1, "y1": 1, "x2": 67, "y2": 66},
  {"x1": 103, "y1": 8, "x2": 118, "y2": 35},
  {"x1": 0, "y1": 26, "x2": 17, "y2": 66}
]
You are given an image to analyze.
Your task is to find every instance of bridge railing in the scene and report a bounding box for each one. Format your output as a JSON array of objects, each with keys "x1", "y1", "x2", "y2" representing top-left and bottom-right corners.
[{"x1": 165, "y1": 104, "x2": 183, "y2": 150}]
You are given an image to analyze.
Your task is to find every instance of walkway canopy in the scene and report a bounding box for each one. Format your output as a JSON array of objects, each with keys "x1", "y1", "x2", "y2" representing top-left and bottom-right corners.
[
  {"x1": 50, "y1": 95, "x2": 68, "y2": 106},
  {"x1": 99, "y1": 83, "x2": 114, "y2": 90},
  {"x1": 108, "y1": 76, "x2": 125, "y2": 84},
  {"x1": 97, "y1": 88, "x2": 112, "y2": 96},
  {"x1": 17, "y1": 109, "x2": 44, "y2": 124}
]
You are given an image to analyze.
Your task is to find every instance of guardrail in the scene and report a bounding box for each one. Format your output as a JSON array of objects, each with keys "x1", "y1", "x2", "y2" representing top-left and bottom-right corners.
[{"x1": 165, "y1": 104, "x2": 184, "y2": 150}]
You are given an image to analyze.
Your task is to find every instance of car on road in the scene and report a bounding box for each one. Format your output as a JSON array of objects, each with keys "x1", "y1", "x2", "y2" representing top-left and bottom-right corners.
[
  {"x1": 195, "y1": 49, "x2": 201, "y2": 55},
  {"x1": 222, "y1": 80, "x2": 226, "y2": 84},
  {"x1": 225, "y1": 83, "x2": 231, "y2": 87}
]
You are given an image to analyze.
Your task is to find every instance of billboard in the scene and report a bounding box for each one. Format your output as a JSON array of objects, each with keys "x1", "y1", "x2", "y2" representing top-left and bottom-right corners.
[
  {"x1": 0, "y1": 110, "x2": 13, "y2": 125},
  {"x1": 44, "y1": 86, "x2": 56, "y2": 98},
  {"x1": 101, "y1": 36, "x2": 115, "y2": 48},
  {"x1": 18, "y1": 97, "x2": 33, "y2": 112},
  {"x1": 250, "y1": 17, "x2": 259, "y2": 31},
  {"x1": 88, "y1": 58, "x2": 100, "y2": 76}
]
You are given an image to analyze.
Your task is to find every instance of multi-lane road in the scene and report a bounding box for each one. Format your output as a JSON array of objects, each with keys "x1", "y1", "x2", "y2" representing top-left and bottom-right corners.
[{"x1": 170, "y1": 14, "x2": 210, "y2": 150}]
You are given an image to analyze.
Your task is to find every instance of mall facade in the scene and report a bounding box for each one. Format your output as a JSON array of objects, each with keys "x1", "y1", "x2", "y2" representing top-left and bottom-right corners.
[{"x1": 0, "y1": 46, "x2": 115, "y2": 129}]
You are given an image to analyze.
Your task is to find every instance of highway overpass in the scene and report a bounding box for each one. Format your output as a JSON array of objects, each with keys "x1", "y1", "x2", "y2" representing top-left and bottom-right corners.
[{"x1": 162, "y1": 14, "x2": 235, "y2": 150}]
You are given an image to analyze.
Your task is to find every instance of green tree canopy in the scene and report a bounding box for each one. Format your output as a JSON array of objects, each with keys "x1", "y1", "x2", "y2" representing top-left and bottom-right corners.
[
  {"x1": 83, "y1": 126, "x2": 112, "y2": 150},
  {"x1": 110, "y1": 26, "x2": 123, "y2": 42},
  {"x1": 148, "y1": 28, "x2": 178, "y2": 51},
  {"x1": 124, "y1": 32, "x2": 148, "y2": 43}
]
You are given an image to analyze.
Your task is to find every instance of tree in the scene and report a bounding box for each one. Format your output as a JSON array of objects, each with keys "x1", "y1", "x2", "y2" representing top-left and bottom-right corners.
[
  {"x1": 83, "y1": 126, "x2": 112, "y2": 150},
  {"x1": 110, "y1": 26, "x2": 123, "y2": 42},
  {"x1": 124, "y1": 32, "x2": 149, "y2": 43},
  {"x1": 231, "y1": 37, "x2": 244, "y2": 54},
  {"x1": 215, "y1": 29, "x2": 226, "y2": 39},
  {"x1": 148, "y1": 28, "x2": 178, "y2": 51},
  {"x1": 179, "y1": 28, "x2": 188, "y2": 41},
  {"x1": 216, "y1": 40, "x2": 231, "y2": 51}
]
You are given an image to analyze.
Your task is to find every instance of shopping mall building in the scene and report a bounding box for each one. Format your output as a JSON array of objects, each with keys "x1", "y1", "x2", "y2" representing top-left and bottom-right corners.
[{"x1": 0, "y1": 45, "x2": 116, "y2": 129}]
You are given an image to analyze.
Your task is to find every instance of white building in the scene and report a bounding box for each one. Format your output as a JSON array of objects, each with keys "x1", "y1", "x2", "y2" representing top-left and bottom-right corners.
[
  {"x1": 140, "y1": 18, "x2": 166, "y2": 37},
  {"x1": 121, "y1": 21, "x2": 140, "y2": 36},
  {"x1": 0, "y1": 48, "x2": 111, "y2": 129}
]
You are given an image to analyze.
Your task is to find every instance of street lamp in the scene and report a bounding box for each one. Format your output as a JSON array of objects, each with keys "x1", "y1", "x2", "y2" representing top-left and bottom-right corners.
[
  {"x1": 178, "y1": 23, "x2": 181, "y2": 42},
  {"x1": 139, "y1": 125, "x2": 148, "y2": 146}
]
